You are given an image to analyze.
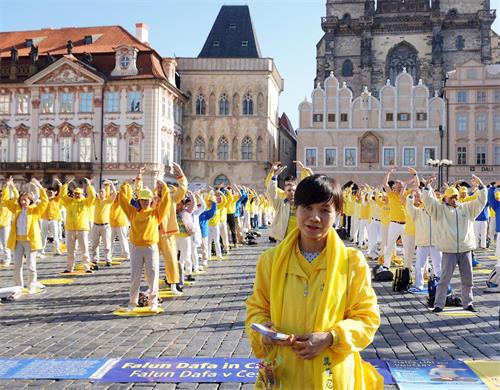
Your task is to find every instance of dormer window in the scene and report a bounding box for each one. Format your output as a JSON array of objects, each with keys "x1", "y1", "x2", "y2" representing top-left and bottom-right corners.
[
  {"x1": 213, "y1": 41, "x2": 220, "y2": 47},
  {"x1": 84, "y1": 35, "x2": 93, "y2": 45},
  {"x1": 111, "y1": 45, "x2": 139, "y2": 77},
  {"x1": 229, "y1": 23, "x2": 236, "y2": 29},
  {"x1": 120, "y1": 55, "x2": 131, "y2": 69},
  {"x1": 25, "y1": 39, "x2": 33, "y2": 48},
  {"x1": 242, "y1": 41, "x2": 248, "y2": 47}
]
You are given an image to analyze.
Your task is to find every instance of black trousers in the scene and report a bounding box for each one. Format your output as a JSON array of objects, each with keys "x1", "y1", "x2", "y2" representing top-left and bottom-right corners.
[{"x1": 227, "y1": 213, "x2": 237, "y2": 244}]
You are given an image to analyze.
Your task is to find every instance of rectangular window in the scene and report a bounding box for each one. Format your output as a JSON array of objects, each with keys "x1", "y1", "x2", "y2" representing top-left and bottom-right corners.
[
  {"x1": 128, "y1": 91, "x2": 141, "y2": 112},
  {"x1": 328, "y1": 113, "x2": 335, "y2": 122},
  {"x1": 60, "y1": 93, "x2": 74, "y2": 113},
  {"x1": 106, "y1": 137, "x2": 118, "y2": 163},
  {"x1": 305, "y1": 148, "x2": 317, "y2": 167},
  {"x1": 241, "y1": 40, "x2": 248, "y2": 47},
  {"x1": 41, "y1": 93, "x2": 54, "y2": 114},
  {"x1": 162, "y1": 96, "x2": 166, "y2": 116},
  {"x1": 476, "y1": 145, "x2": 487, "y2": 165},
  {"x1": 457, "y1": 146, "x2": 467, "y2": 165},
  {"x1": 416, "y1": 112, "x2": 427, "y2": 121},
  {"x1": 495, "y1": 90, "x2": 500, "y2": 103},
  {"x1": 0, "y1": 138, "x2": 8, "y2": 162},
  {"x1": 476, "y1": 91, "x2": 487, "y2": 104},
  {"x1": 340, "y1": 113, "x2": 348, "y2": 122},
  {"x1": 386, "y1": 112, "x2": 394, "y2": 121},
  {"x1": 424, "y1": 147, "x2": 436, "y2": 164},
  {"x1": 60, "y1": 137, "x2": 72, "y2": 162},
  {"x1": 79, "y1": 137, "x2": 92, "y2": 162},
  {"x1": 495, "y1": 145, "x2": 500, "y2": 165},
  {"x1": 383, "y1": 147, "x2": 396, "y2": 167},
  {"x1": 324, "y1": 148, "x2": 337, "y2": 167},
  {"x1": 313, "y1": 114, "x2": 323, "y2": 123},
  {"x1": 494, "y1": 114, "x2": 500, "y2": 133},
  {"x1": 456, "y1": 114, "x2": 468, "y2": 133},
  {"x1": 106, "y1": 92, "x2": 120, "y2": 112},
  {"x1": 476, "y1": 113, "x2": 487, "y2": 133},
  {"x1": 127, "y1": 136, "x2": 140, "y2": 162},
  {"x1": 17, "y1": 94, "x2": 29, "y2": 114},
  {"x1": 16, "y1": 138, "x2": 28, "y2": 162},
  {"x1": 40, "y1": 137, "x2": 53, "y2": 162},
  {"x1": 79, "y1": 92, "x2": 93, "y2": 113},
  {"x1": 344, "y1": 148, "x2": 356, "y2": 167},
  {"x1": 0, "y1": 94, "x2": 9, "y2": 114},
  {"x1": 398, "y1": 113, "x2": 410, "y2": 121},
  {"x1": 457, "y1": 91, "x2": 467, "y2": 103},
  {"x1": 403, "y1": 147, "x2": 416, "y2": 167}
]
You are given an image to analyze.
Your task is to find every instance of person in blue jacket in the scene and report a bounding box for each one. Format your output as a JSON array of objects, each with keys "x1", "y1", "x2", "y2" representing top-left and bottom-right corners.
[
  {"x1": 474, "y1": 204, "x2": 489, "y2": 249},
  {"x1": 199, "y1": 192, "x2": 217, "y2": 267},
  {"x1": 234, "y1": 187, "x2": 248, "y2": 244},
  {"x1": 488, "y1": 183, "x2": 500, "y2": 267}
]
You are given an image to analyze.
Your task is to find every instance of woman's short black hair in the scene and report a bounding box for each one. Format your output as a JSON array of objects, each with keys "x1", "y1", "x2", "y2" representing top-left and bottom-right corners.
[{"x1": 294, "y1": 174, "x2": 343, "y2": 213}]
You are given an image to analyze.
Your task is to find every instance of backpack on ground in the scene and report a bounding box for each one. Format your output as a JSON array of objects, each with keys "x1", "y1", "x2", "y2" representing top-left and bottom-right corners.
[
  {"x1": 428, "y1": 276, "x2": 458, "y2": 307},
  {"x1": 372, "y1": 264, "x2": 394, "y2": 282},
  {"x1": 0, "y1": 286, "x2": 22, "y2": 302},
  {"x1": 487, "y1": 265, "x2": 500, "y2": 289},
  {"x1": 392, "y1": 267, "x2": 412, "y2": 292},
  {"x1": 427, "y1": 275, "x2": 439, "y2": 307}
]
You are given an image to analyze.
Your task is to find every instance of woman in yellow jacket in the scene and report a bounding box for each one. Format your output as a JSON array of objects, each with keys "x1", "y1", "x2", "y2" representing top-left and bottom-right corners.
[
  {"x1": 246, "y1": 174, "x2": 382, "y2": 389},
  {"x1": 61, "y1": 178, "x2": 96, "y2": 273},
  {"x1": 119, "y1": 178, "x2": 170, "y2": 312},
  {"x1": 2, "y1": 177, "x2": 48, "y2": 293}
]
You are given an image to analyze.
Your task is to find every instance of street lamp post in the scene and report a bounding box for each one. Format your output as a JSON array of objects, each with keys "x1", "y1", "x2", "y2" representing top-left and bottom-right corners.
[{"x1": 438, "y1": 125, "x2": 444, "y2": 188}]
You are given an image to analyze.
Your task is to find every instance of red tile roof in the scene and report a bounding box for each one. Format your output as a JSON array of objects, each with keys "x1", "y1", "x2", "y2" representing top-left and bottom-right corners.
[
  {"x1": 0, "y1": 25, "x2": 183, "y2": 87},
  {"x1": 0, "y1": 25, "x2": 150, "y2": 57}
]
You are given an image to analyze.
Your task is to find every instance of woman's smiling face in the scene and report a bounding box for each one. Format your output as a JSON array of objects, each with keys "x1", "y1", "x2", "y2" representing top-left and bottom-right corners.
[{"x1": 296, "y1": 200, "x2": 336, "y2": 241}]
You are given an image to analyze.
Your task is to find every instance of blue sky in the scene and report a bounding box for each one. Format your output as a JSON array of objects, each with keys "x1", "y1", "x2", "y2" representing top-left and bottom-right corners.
[{"x1": 1, "y1": 0, "x2": 500, "y2": 128}]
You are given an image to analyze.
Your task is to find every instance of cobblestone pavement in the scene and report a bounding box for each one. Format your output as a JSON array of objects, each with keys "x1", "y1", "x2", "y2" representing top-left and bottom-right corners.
[{"x1": 0, "y1": 233, "x2": 499, "y2": 389}]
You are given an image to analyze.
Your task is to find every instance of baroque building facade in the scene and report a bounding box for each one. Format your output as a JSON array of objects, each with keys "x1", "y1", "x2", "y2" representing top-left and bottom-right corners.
[
  {"x1": 316, "y1": 0, "x2": 496, "y2": 97},
  {"x1": 297, "y1": 70, "x2": 445, "y2": 185},
  {"x1": 0, "y1": 24, "x2": 186, "y2": 187},
  {"x1": 177, "y1": 6, "x2": 284, "y2": 190},
  {"x1": 445, "y1": 59, "x2": 500, "y2": 184}
]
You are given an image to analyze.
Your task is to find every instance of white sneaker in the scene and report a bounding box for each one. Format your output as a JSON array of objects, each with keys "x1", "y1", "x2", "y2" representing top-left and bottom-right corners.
[
  {"x1": 202, "y1": 260, "x2": 208, "y2": 267},
  {"x1": 126, "y1": 305, "x2": 135, "y2": 311},
  {"x1": 149, "y1": 304, "x2": 159, "y2": 312},
  {"x1": 35, "y1": 281, "x2": 46, "y2": 289},
  {"x1": 28, "y1": 287, "x2": 37, "y2": 295},
  {"x1": 170, "y1": 284, "x2": 182, "y2": 296}
]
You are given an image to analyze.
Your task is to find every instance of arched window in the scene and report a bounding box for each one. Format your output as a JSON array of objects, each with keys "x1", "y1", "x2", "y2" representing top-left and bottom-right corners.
[
  {"x1": 217, "y1": 136, "x2": 229, "y2": 160},
  {"x1": 214, "y1": 174, "x2": 230, "y2": 186},
  {"x1": 194, "y1": 137, "x2": 205, "y2": 159},
  {"x1": 241, "y1": 136, "x2": 253, "y2": 160},
  {"x1": 242, "y1": 94, "x2": 253, "y2": 116},
  {"x1": 195, "y1": 94, "x2": 206, "y2": 115},
  {"x1": 342, "y1": 13, "x2": 351, "y2": 25},
  {"x1": 342, "y1": 59, "x2": 353, "y2": 77},
  {"x1": 386, "y1": 41, "x2": 420, "y2": 85},
  {"x1": 219, "y1": 94, "x2": 229, "y2": 115}
]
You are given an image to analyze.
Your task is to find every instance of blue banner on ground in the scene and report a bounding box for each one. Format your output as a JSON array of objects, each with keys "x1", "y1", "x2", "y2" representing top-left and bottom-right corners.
[
  {"x1": 387, "y1": 359, "x2": 489, "y2": 389},
  {"x1": 99, "y1": 358, "x2": 260, "y2": 383},
  {"x1": 0, "y1": 358, "x2": 110, "y2": 380},
  {"x1": 366, "y1": 359, "x2": 395, "y2": 385}
]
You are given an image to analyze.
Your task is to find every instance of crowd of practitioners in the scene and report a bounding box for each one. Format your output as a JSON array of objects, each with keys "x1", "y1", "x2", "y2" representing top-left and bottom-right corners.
[
  {"x1": 1, "y1": 161, "x2": 498, "y2": 314},
  {"x1": 0, "y1": 164, "x2": 275, "y2": 312},
  {"x1": 265, "y1": 163, "x2": 500, "y2": 313}
]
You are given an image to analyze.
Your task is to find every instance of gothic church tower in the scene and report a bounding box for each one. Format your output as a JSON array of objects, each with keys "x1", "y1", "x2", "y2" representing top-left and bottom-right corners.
[{"x1": 316, "y1": 0, "x2": 495, "y2": 96}]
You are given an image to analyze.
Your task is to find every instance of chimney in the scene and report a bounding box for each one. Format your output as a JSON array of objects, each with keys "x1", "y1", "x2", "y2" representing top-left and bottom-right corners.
[{"x1": 135, "y1": 22, "x2": 149, "y2": 44}]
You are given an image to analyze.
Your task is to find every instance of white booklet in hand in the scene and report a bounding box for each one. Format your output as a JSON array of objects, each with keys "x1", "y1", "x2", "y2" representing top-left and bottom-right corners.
[{"x1": 251, "y1": 323, "x2": 290, "y2": 341}]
